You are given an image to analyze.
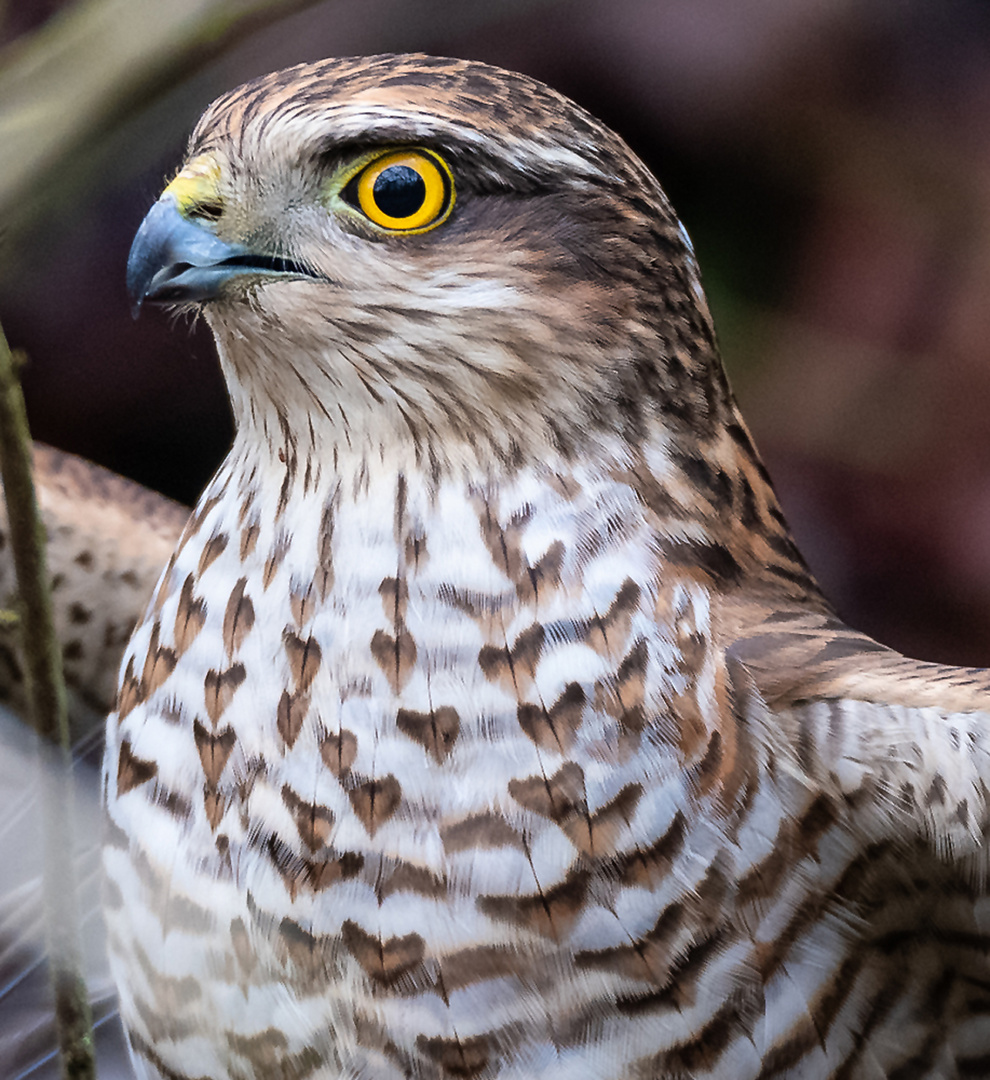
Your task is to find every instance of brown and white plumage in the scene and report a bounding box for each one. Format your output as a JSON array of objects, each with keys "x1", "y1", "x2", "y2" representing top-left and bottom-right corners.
[{"x1": 100, "y1": 54, "x2": 990, "y2": 1079}]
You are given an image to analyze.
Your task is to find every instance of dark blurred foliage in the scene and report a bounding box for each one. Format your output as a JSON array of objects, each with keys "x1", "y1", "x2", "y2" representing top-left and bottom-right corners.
[
  {"x1": 0, "y1": 0, "x2": 74, "y2": 44},
  {"x1": 3, "y1": 0, "x2": 990, "y2": 666}
]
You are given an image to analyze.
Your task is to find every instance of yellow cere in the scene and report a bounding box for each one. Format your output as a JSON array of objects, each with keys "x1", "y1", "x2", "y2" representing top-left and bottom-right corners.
[
  {"x1": 355, "y1": 149, "x2": 453, "y2": 232},
  {"x1": 163, "y1": 155, "x2": 222, "y2": 216}
]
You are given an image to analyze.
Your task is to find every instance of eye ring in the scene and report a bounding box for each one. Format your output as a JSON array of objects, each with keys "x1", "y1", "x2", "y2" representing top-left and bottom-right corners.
[{"x1": 350, "y1": 149, "x2": 453, "y2": 233}]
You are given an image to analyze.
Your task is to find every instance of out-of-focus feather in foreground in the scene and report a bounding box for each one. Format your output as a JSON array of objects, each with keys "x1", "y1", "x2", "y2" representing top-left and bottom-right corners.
[{"x1": 0, "y1": 703, "x2": 132, "y2": 1079}]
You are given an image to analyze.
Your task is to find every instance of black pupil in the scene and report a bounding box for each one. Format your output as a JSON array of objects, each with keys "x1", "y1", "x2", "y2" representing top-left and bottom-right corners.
[{"x1": 373, "y1": 165, "x2": 427, "y2": 219}]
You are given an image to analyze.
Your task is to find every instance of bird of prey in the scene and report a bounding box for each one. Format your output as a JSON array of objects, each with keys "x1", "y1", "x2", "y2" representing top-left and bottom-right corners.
[{"x1": 104, "y1": 53, "x2": 990, "y2": 1080}]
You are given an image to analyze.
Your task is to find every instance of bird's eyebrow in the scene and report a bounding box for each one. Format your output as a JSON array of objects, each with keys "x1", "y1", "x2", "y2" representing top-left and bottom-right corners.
[{"x1": 312, "y1": 136, "x2": 563, "y2": 197}]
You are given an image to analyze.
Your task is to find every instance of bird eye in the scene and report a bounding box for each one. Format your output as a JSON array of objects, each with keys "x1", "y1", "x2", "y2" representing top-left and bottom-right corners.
[{"x1": 349, "y1": 149, "x2": 453, "y2": 232}]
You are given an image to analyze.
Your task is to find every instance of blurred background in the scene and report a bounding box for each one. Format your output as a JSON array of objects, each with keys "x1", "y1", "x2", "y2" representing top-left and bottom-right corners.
[{"x1": 3, "y1": 0, "x2": 990, "y2": 669}]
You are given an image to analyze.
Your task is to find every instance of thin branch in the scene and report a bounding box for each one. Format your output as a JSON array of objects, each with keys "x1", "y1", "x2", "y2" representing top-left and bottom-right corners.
[{"x1": 0, "y1": 324, "x2": 97, "y2": 1079}]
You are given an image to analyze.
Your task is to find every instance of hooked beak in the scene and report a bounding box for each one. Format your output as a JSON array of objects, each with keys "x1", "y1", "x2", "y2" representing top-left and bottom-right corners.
[{"x1": 126, "y1": 195, "x2": 316, "y2": 317}]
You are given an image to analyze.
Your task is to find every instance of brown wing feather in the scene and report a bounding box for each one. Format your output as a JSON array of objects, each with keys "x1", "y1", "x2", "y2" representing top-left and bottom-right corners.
[
  {"x1": 722, "y1": 592, "x2": 990, "y2": 713},
  {"x1": 721, "y1": 591, "x2": 990, "y2": 866},
  {"x1": 0, "y1": 443, "x2": 188, "y2": 721}
]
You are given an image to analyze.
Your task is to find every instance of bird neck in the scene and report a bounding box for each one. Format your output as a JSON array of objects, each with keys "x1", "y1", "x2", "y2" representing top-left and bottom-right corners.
[
  {"x1": 210, "y1": 393, "x2": 824, "y2": 622},
  {"x1": 204, "y1": 289, "x2": 736, "y2": 474},
  {"x1": 210, "y1": 328, "x2": 626, "y2": 477},
  {"x1": 206, "y1": 308, "x2": 825, "y2": 612}
]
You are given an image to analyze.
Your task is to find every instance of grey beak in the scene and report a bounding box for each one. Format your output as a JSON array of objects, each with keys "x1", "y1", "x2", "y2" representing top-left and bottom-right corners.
[{"x1": 126, "y1": 197, "x2": 317, "y2": 317}]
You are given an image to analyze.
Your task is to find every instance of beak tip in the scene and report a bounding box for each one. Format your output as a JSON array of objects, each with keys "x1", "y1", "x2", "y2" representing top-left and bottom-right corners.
[
  {"x1": 125, "y1": 195, "x2": 244, "y2": 313},
  {"x1": 126, "y1": 247, "x2": 154, "y2": 319}
]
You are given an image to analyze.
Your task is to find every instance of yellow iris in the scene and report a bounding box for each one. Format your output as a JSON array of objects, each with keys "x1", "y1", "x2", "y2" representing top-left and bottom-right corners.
[{"x1": 354, "y1": 149, "x2": 453, "y2": 232}]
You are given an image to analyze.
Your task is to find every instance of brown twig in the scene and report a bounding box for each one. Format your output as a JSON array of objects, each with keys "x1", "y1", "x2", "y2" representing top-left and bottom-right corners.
[{"x1": 0, "y1": 322, "x2": 96, "y2": 1078}]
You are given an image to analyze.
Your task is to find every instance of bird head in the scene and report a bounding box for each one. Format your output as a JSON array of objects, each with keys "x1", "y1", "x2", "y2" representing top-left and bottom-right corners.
[{"x1": 128, "y1": 54, "x2": 734, "y2": 467}]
